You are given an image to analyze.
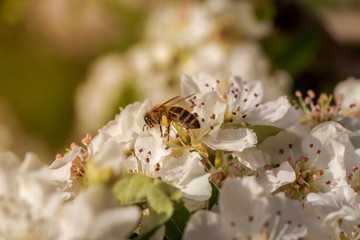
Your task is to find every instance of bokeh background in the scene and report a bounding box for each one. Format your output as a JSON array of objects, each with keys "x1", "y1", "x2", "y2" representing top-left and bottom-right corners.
[{"x1": 1, "y1": 0, "x2": 360, "y2": 163}]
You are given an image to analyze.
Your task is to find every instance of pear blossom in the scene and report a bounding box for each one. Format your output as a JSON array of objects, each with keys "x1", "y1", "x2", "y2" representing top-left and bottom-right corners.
[
  {"x1": 259, "y1": 122, "x2": 352, "y2": 199},
  {"x1": 125, "y1": 129, "x2": 211, "y2": 201},
  {"x1": 57, "y1": 186, "x2": 140, "y2": 240},
  {"x1": 48, "y1": 145, "x2": 89, "y2": 200},
  {"x1": 181, "y1": 73, "x2": 299, "y2": 129},
  {"x1": 305, "y1": 186, "x2": 360, "y2": 239},
  {"x1": 184, "y1": 177, "x2": 307, "y2": 240},
  {"x1": 164, "y1": 91, "x2": 258, "y2": 158},
  {"x1": 0, "y1": 152, "x2": 63, "y2": 239}
]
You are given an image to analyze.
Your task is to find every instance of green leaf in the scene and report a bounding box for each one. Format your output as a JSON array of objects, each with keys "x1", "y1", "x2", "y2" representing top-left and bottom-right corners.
[
  {"x1": 206, "y1": 182, "x2": 219, "y2": 210},
  {"x1": 165, "y1": 204, "x2": 191, "y2": 240},
  {"x1": 112, "y1": 173, "x2": 149, "y2": 204},
  {"x1": 249, "y1": 125, "x2": 283, "y2": 145},
  {"x1": 113, "y1": 173, "x2": 183, "y2": 238},
  {"x1": 147, "y1": 186, "x2": 174, "y2": 230}
]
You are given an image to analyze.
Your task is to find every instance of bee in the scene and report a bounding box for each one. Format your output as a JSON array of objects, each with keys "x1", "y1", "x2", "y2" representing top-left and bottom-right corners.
[{"x1": 143, "y1": 94, "x2": 200, "y2": 140}]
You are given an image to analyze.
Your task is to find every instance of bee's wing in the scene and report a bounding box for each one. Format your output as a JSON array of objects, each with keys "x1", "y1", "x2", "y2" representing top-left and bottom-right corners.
[{"x1": 156, "y1": 94, "x2": 195, "y2": 109}]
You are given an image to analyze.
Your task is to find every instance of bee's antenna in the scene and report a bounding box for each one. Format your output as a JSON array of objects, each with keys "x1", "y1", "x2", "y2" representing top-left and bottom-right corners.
[{"x1": 143, "y1": 124, "x2": 147, "y2": 131}]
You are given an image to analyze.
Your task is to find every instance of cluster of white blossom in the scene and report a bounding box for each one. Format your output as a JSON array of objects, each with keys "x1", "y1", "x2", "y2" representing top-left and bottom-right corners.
[
  {"x1": 1, "y1": 72, "x2": 360, "y2": 239},
  {"x1": 75, "y1": 0, "x2": 290, "y2": 134}
]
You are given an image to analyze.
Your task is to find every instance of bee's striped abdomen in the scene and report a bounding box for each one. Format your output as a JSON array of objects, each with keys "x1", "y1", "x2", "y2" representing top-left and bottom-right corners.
[{"x1": 169, "y1": 106, "x2": 200, "y2": 129}]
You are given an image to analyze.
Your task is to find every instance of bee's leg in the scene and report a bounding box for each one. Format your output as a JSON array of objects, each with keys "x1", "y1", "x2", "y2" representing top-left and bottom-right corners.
[
  {"x1": 159, "y1": 125, "x2": 163, "y2": 137},
  {"x1": 167, "y1": 125, "x2": 170, "y2": 141}
]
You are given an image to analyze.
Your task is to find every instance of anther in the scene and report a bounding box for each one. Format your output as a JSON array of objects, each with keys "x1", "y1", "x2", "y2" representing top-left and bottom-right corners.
[
  {"x1": 210, "y1": 114, "x2": 216, "y2": 119},
  {"x1": 146, "y1": 158, "x2": 150, "y2": 163},
  {"x1": 139, "y1": 148, "x2": 143, "y2": 153},
  {"x1": 278, "y1": 149, "x2": 284, "y2": 155},
  {"x1": 70, "y1": 142, "x2": 78, "y2": 149},
  {"x1": 148, "y1": 151, "x2": 151, "y2": 155}
]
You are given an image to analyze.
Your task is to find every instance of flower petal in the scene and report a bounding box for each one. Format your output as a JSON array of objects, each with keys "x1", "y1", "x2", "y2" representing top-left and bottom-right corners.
[
  {"x1": 203, "y1": 128, "x2": 257, "y2": 152},
  {"x1": 246, "y1": 96, "x2": 300, "y2": 128}
]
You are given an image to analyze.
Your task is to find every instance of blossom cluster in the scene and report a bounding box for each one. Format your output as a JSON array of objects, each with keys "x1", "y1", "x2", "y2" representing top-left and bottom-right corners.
[
  {"x1": 1, "y1": 73, "x2": 360, "y2": 239},
  {"x1": 75, "y1": 0, "x2": 290, "y2": 134}
]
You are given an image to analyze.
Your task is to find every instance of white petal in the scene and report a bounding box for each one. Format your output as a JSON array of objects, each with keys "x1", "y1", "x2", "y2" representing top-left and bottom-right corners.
[
  {"x1": 134, "y1": 130, "x2": 171, "y2": 166},
  {"x1": 99, "y1": 100, "x2": 152, "y2": 141},
  {"x1": 180, "y1": 72, "x2": 221, "y2": 96},
  {"x1": 94, "y1": 138, "x2": 127, "y2": 174},
  {"x1": 259, "y1": 130, "x2": 302, "y2": 165},
  {"x1": 91, "y1": 207, "x2": 140, "y2": 240},
  {"x1": 0, "y1": 152, "x2": 20, "y2": 196},
  {"x1": 334, "y1": 77, "x2": 360, "y2": 108},
  {"x1": 227, "y1": 77, "x2": 264, "y2": 114},
  {"x1": 184, "y1": 211, "x2": 226, "y2": 240},
  {"x1": 203, "y1": 128, "x2": 257, "y2": 152},
  {"x1": 246, "y1": 96, "x2": 300, "y2": 127},
  {"x1": 191, "y1": 91, "x2": 226, "y2": 137},
  {"x1": 306, "y1": 186, "x2": 360, "y2": 237},
  {"x1": 219, "y1": 177, "x2": 268, "y2": 235},
  {"x1": 258, "y1": 161, "x2": 296, "y2": 193},
  {"x1": 232, "y1": 147, "x2": 265, "y2": 170},
  {"x1": 159, "y1": 151, "x2": 211, "y2": 201},
  {"x1": 48, "y1": 147, "x2": 81, "y2": 183},
  {"x1": 267, "y1": 195, "x2": 307, "y2": 239}
]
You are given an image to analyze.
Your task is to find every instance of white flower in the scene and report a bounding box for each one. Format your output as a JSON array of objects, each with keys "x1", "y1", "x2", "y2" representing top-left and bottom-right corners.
[
  {"x1": 305, "y1": 186, "x2": 360, "y2": 239},
  {"x1": 184, "y1": 177, "x2": 307, "y2": 240},
  {"x1": 57, "y1": 186, "x2": 140, "y2": 240},
  {"x1": 334, "y1": 77, "x2": 360, "y2": 110},
  {"x1": 125, "y1": 129, "x2": 211, "y2": 201},
  {"x1": 259, "y1": 122, "x2": 351, "y2": 199},
  {"x1": 0, "y1": 152, "x2": 63, "y2": 240},
  {"x1": 95, "y1": 100, "x2": 153, "y2": 151},
  {"x1": 48, "y1": 146, "x2": 87, "y2": 200},
  {"x1": 181, "y1": 73, "x2": 298, "y2": 128}
]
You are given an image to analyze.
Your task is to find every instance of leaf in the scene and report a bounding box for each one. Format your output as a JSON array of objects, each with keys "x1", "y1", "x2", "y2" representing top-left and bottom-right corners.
[
  {"x1": 113, "y1": 173, "x2": 183, "y2": 238},
  {"x1": 206, "y1": 182, "x2": 219, "y2": 210},
  {"x1": 147, "y1": 186, "x2": 174, "y2": 230},
  {"x1": 112, "y1": 173, "x2": 149, "y2": 204},
  {"x1": 249, "y1": 125, "x2": 283, "y2": 145},
  {"x1": 165, "y1": 204, "x2": 191, "y2": 240}
]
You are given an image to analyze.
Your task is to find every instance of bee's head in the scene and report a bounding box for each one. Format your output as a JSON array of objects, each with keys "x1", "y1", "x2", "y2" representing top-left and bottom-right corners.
[{"x1": 143, "y1": 114, "x2": 153, "y2": 130}]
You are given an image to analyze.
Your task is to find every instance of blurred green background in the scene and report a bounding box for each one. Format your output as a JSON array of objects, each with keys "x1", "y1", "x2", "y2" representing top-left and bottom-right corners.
[{"x1": 0, "y1": 0, "x2": 360, "y2": 162}]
